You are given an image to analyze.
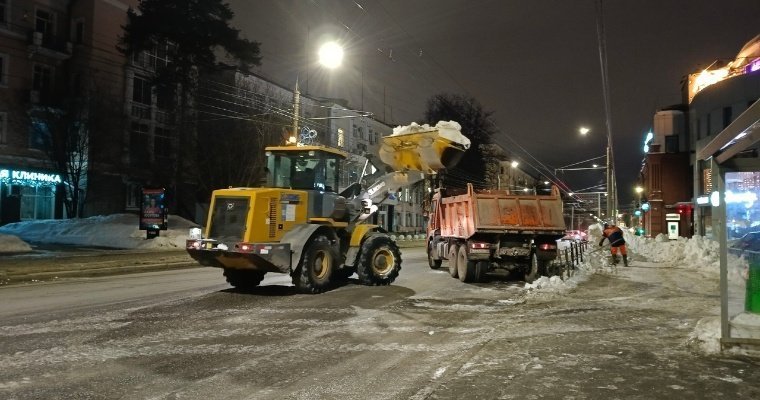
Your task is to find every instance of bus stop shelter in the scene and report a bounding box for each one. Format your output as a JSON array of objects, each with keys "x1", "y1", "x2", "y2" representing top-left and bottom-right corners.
[{"x1": 696, "y1": 100, "x2": 760, "y2": 350}]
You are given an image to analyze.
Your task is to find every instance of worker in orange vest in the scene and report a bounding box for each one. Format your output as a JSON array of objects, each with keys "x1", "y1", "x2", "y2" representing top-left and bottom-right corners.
[{"x1": 599, "y1": 222, "x2": 628, "y2": 267}]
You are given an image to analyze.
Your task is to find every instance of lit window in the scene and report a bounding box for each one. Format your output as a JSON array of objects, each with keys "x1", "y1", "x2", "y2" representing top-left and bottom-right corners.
[
  {"x1": 35, "y1": 9, "x2": 54, "y2": 39},
  {"x1": 0, "y1": 112, "x2": 7, "y2": 144},
  {"x1": 132, "y1": 75, "x2": 152, "y2": 106},
  {"x1": 0, "y1": 0, "x2": 8, "y2": 25},
  {"x1": 0, "y1": 52, "x2": 6, "y2": 86},
  {"x1": 72, "y1": 18, "x2": 84, "y2": 44},
  {"x1": 33, "y1": 64, "x2": 53, "y2": 92},
  {"x1": 29, "y1": 118, "x2": 51, "y2": 150}
]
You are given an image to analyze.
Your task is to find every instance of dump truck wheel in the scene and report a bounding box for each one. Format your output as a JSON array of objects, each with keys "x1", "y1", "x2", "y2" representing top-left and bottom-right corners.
[
  {"x1": 223, "y1": 269, "x2": 265, "y2": 290},
  {"x1": 293, "y1": 235, "x2": 336, "y2": 294},
  {"x1": 457, "y1": 246, "x2": 476, "y2": 283},
  {"x1": 356, "y1": 235, "x2": 402, "y2": 286},
  {"x1": 525, "y1": 253, "x2": 540, "y2": 283},
  {"x1": 428, "y1": 241, "x2": 442, "y2": 270},
  {"x1": 475, "y1": 261, "x2": 489, "y2": 282},
  {"x1": 447, "y1": 245, "x2": 459, "y2": 278}
]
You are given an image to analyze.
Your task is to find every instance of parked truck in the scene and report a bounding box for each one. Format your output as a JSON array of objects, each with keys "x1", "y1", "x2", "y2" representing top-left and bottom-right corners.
[{"x1": 426, "y1": 183, "x2": 565, "y2": 283}]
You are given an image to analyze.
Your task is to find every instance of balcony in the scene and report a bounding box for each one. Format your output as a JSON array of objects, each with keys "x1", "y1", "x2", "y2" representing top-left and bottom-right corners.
[{"x1": 27, "y1": 30, "x2": 72, "y2": 61}]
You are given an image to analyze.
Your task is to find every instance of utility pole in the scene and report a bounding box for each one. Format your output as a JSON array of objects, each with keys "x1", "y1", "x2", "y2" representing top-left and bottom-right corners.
[{"x1": 292, "y1": 79, "x2": 300, "y2": 140}]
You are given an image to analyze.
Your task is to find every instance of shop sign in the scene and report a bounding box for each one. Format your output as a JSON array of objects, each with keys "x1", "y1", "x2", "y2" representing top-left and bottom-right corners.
[
  {"x1": 666, "y1": 213, "x2": 681, "y2": 221},
  {"x1": 0, "y1": 168, "x2": 62, "y2": 186}
]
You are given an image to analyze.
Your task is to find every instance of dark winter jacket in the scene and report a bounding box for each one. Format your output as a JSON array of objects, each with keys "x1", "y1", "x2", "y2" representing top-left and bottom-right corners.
[{"x1": 599, "y1": 226, "x2": 625, "y2": 247}]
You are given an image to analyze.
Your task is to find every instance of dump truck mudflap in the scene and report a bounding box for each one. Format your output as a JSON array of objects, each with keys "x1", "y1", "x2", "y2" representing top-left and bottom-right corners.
[{"x1": 186, "y1": 239, "x2": 291, "y2": 273}]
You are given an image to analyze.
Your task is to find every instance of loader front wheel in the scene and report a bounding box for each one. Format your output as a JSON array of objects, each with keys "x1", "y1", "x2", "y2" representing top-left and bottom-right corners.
[
  {"x1": 293, "y1": 235, "x2": 336, "y2": 294},
  {"x1": 356, "y1": 235, "x2": 402, "y2": 286},
  {"x1": 223, "y1": 269, "x2": 265, "y2": 290}
]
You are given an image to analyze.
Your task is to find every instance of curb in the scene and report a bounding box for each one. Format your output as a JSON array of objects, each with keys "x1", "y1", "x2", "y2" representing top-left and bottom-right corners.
[{"x1": 0, "y1": 261, "x2": 200, "y2": 286}]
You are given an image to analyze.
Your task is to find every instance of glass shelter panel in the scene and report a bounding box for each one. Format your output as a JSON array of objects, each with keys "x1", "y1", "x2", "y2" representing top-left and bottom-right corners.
[{"x1": 724, "y1": 171, "x2": 760, "y2": 338}]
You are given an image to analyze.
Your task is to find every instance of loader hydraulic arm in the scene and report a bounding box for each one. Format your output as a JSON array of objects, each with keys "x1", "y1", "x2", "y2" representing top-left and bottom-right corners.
[{"x1": 347, "y1": 121, "x2": 471, "y2": 223}]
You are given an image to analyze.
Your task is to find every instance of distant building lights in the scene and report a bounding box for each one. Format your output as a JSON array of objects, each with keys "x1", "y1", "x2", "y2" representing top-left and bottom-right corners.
[
  {"x1": 748, "y1": 58, "x2": 760, "y2": 73},
  {"x1": 711, "y1": 191, "x2": 721, "y2": 207}
]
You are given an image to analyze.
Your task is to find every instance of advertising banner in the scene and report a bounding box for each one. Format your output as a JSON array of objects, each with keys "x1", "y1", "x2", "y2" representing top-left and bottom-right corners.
[{"x1": 139, "y1": 188, "x2": 167, "y2": 231}]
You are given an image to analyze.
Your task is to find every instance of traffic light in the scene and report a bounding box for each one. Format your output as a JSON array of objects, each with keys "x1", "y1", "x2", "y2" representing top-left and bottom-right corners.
[
  {"x1": 634, "y1": 210, "x2": 642, "y2": 217},
  {"x1": 641, "y1": 202, "x2": 650, "y2": 212}
]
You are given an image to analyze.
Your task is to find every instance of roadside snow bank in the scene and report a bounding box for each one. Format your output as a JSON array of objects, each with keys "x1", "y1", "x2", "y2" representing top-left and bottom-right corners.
[
  {"x1": 0, "y1": 233, "x2": 33, "y2": 254},
  {"x1": 0, "y1": 214, "x2": 199, "y2": 250}
]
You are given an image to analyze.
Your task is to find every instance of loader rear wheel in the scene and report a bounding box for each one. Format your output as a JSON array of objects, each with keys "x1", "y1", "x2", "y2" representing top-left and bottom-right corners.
[
  {"x1": 293, "y1": 235, "x2": 336, "y2": 294},
  {"x1": 356, "y1": 235, "x2": 402, "y2": 286},
  {"x1": 447, "y1": 245, "x2": 459, "y2": 278},
  {"x1": 428, "y1": 241, "x2": 442, "y2": 270},
  {"x1": 223, "y1": 269, "x2": 265, "y2": 290}
]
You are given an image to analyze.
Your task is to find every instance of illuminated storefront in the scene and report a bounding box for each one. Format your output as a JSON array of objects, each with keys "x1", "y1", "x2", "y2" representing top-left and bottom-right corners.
[{"x1": 0, "y1": 167, "x2": 63, "y2": 225}]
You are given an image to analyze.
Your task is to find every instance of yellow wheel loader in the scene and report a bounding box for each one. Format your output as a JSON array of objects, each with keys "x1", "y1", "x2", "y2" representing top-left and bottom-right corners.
[{"x1": 186, "y1": 121, "x2": 470, "y2": 293}]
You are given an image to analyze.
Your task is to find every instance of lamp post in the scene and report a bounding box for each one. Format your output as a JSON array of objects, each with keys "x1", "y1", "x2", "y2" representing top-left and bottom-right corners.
[
  {"x1": 579, "y1": 126, "x2": 615, "y2": 223},
  {"x1": 292, "y1": 41, "x2": 345, "y2": 143}
]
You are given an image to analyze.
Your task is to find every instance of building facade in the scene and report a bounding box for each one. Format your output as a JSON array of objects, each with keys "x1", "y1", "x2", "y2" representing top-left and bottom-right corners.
[
  {"x1": 690, "y1": 34, "x2": 760, "y2": 238},
  {"x1": 1, "y1": 0, "x2": 73, "y2": 224},
  {"x1": 639, "y1": 108, "x2": 693, "y2": 238},
  {"x1": 636, "y1": 34, "x2": 759, "y2": 239}
]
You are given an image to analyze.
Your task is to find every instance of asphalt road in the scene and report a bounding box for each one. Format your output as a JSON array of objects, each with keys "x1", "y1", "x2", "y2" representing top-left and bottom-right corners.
[{"x1": 1, "y1": 248, "x2": 759, "y2": 399}]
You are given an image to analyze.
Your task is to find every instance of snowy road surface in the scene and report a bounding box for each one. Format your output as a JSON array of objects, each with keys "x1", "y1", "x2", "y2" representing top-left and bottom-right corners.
[{"x1": 1, "y1": 247, "x2": 759, "y2": 399}]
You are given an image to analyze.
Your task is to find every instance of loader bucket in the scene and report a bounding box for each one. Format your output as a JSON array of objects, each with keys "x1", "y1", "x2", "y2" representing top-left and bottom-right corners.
[{"x1": 378, "y1": 128, "x2": 470, "y2": 174}]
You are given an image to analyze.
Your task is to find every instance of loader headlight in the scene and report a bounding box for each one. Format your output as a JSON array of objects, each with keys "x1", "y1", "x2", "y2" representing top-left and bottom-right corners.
[{"x1": 189, "y1": 227, "x2": 202, "y2": 240}]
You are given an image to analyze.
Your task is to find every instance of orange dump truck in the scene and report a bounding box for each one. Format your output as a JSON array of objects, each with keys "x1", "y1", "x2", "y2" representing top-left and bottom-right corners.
[{"x1": 426, "y1": 183, "x2": 565, "y2": 283}]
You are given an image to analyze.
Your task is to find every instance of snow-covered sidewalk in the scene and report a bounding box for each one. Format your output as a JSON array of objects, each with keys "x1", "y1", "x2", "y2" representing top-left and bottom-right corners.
[{"x1": 523, "y1": 224, "x2": 760, "y2": 357}]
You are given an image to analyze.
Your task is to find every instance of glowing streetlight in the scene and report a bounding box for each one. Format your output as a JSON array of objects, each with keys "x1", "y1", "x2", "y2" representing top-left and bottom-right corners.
[
  {"x1": 543, "y1": 181, "x2": 550, "y2": 185},
  {"x1": 318, "y1": 41, "x2": 344, "y2": 69},
  {"x1": 579, "y1": 127, "x2": 590, "y2": 135},
  {"x1": 510, "y1": 160, "x2": 519, "y2": 168},
  {"x1": 635, "y1": 186, "x2": 643, "y2": 194}
]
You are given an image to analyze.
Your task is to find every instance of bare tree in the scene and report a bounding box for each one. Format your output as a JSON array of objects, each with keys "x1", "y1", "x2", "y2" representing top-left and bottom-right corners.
[{"x1": 28, "y1": 92, "x2": 124, "y2": 218}]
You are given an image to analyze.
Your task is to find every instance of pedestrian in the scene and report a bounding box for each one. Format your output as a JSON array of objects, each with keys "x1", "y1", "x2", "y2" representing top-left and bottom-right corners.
[{"x1": 599, "y1": 222, "x2": 628, "y2": 266}]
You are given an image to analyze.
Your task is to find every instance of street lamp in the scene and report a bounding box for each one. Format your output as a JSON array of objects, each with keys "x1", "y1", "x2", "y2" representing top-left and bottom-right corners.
[
  {"x1": 318, "y1": 41, "x2": 344, "y2": 69},
  {"x1": 579, "y1": 127, "x2": 590, "y2": 135},
  {"x1": 510, "y1": 160, "x2": 519, "y2": 168}
]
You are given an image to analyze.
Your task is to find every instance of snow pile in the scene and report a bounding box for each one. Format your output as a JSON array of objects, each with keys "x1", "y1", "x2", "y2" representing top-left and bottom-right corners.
[
  {"x1": 392, "y1": 120, "x2": 471, "y2": 149},
  {"x1": 0, "y1": 233, "x2": 33, "y2": 254},
  {"x1": 0, "y1": 214, "x2": 200, "y2": 251},
  {"x1": 525, "y1": 275, "x2": 578, "y2": 291},
  {"x1": 625, "y1": 233, "x2": 687, "y2": 264}
]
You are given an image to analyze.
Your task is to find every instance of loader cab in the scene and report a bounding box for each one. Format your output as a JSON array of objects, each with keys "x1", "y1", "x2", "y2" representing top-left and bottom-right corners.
[{"x1": 265, "y1": 146, "x2": 347, "y2": 192}]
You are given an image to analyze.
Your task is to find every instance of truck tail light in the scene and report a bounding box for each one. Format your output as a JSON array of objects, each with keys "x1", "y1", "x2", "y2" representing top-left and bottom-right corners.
[
  {"x1": 187, "y1": 240, "x2": 202, "y2": 250},
  {"x1": 538, "y1": 243, "x2": 557, "y2": 251},
  {"x1": 470, "y1": 242, "x2": 490, "y2": 249},
  {"x1": 237, "y1": 243, "x2": 253, "y2": 252}
]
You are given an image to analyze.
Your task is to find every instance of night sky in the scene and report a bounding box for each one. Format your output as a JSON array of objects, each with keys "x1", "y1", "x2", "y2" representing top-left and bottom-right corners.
[{"x1": 226, "y1": 0, "x2": 760, "y2": 204}]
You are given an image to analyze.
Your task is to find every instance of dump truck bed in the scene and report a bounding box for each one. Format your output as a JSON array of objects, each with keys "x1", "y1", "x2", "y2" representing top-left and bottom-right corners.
[{"x1": 439, "y1": 184, "x2": 565, "y2": 239}]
